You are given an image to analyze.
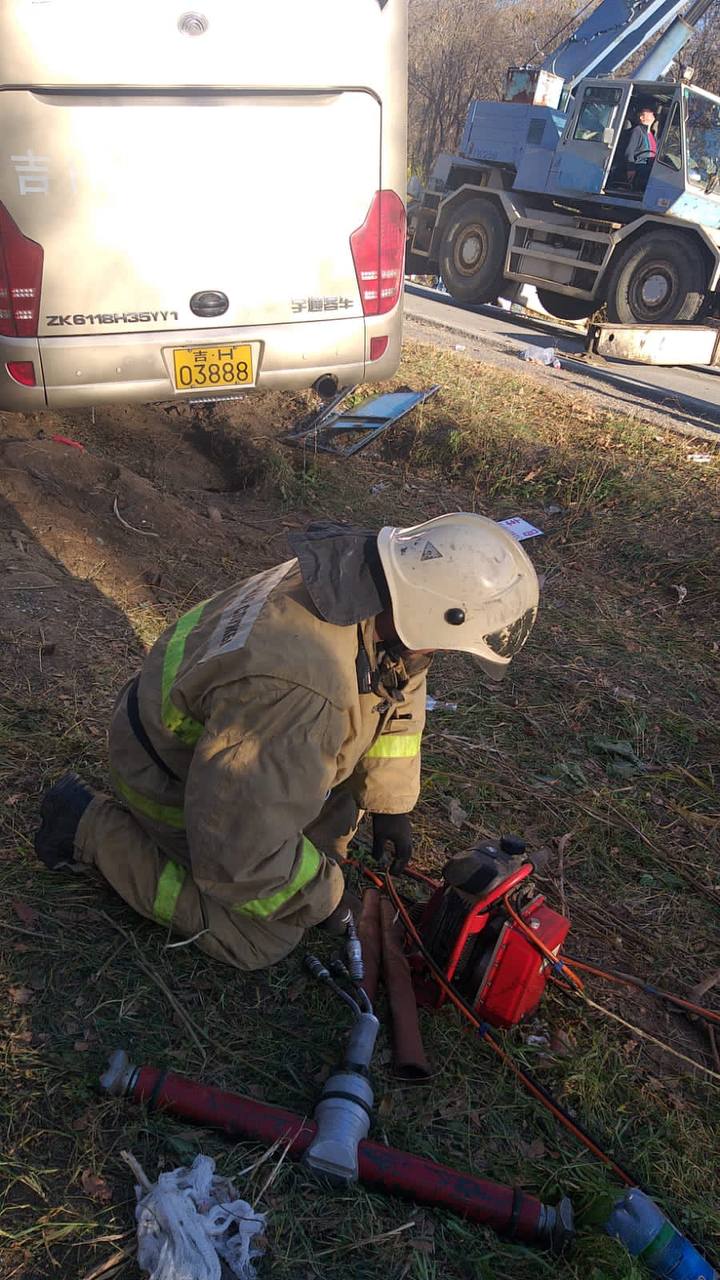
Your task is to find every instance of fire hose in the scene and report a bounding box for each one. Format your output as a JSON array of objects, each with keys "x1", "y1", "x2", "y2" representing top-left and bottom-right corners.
[{"x1": 100, "y1": 1047, "x2": 573, "y2": 1252}]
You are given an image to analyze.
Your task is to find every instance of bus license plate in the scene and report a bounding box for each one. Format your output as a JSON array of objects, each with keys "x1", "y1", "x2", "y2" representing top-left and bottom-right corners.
[{"x1": 173, "y1": 344, "x2": 254, "y2": 391}]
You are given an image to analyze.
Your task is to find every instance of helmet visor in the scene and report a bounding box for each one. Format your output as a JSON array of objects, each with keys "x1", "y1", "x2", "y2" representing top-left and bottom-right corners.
[{"x1": 483, "y1": 606, "x2": 537, "y2": 660}]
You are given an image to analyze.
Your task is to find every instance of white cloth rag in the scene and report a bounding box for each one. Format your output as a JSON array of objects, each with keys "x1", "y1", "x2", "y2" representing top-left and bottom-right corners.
[{"x1": 135, "y1": 1154, "x2": 266, "y2": 1280}]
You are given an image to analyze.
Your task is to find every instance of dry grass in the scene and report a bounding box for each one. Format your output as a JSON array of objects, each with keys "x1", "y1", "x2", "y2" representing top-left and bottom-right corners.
[{"x1": 1, "y1": 339, "x2": 719, "y2": 1280}]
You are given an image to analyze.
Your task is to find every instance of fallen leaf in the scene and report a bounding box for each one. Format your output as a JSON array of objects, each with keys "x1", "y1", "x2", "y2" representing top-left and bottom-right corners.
[
  {"x1": 8, "y1": 986, "x2": 34, "y2": 1005},
  {"x1": 520, "y1": 1138, "x2": 546, "y2": 1160},
  {"x1": 73, "y1": 1039, "x2": 91, "y2": 1053},
  {"x1": 410, "y1": 1240, "x2": 435, "y2": 1254},
  {"x1": 208, "y1": 505, "x2": 223, "y2": 524},
  {"x1": 591, "y1": 736, "x2": 643, "y2": 765},
  {"x1": 550, "y1": 1028, "x2": 574, "y2": 1057},
  {"x1": 448, "y1": 797, "x2": 468, "y2": 828},
  {"x1": 6, "y1": 794, "x2": 22, "y2": 807},
  {"x1": 15, "y1": 1030, "x2": 34, "y2": 1044},
  {"x1": 80, "y1": 1170, "x2": 112, "y2": 1203},
  {"x1": 71, "y1": 1109, "x2": 93, "y2": 1131}
]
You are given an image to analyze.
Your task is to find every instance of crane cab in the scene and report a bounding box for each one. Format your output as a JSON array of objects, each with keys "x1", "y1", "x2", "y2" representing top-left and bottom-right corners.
[{"x1": 539, "y1": 78, "x2": 720, "y2": 231}]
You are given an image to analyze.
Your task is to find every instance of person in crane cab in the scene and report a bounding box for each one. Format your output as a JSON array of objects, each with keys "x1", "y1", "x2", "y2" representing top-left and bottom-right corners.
[
  {"x1": 626, "y1": 99, "x2": 658, "y2": 189},
  {"x1": 34, "y1": 515, "x2": 539, "y2": 971}
]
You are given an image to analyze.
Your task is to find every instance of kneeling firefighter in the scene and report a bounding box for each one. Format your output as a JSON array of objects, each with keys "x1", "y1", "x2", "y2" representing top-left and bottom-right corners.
[{"x1": 34, "y1": 514, "x2": 539, "y2": 971}]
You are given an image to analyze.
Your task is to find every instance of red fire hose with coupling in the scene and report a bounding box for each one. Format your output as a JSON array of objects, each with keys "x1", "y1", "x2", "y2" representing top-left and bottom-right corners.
[{"x1": 100, "y1": 1048, "x2": 573, "y2": 1252}]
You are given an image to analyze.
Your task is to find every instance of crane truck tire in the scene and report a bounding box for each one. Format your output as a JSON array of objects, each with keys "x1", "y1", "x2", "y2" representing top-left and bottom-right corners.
[
  {"x1": 438, "y1": 198, "x2": 508, "y2": 305},
  {"x1": 535, "y1": 290, "x2": 595, "y2": 322},
  {"x1": 604, "y1": 232, "x2": 707, "y2": 325}
]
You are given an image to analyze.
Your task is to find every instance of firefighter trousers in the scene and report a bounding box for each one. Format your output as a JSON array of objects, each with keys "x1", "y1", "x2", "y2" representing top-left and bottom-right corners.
[{"x1": 75, "y1": 771, "x2": 361, "y2": 972}]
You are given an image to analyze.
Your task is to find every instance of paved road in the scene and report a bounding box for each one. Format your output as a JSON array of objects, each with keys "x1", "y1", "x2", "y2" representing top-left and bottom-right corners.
[{"x1": 404, "y1": 284, "x2": 720, "y2": 441}]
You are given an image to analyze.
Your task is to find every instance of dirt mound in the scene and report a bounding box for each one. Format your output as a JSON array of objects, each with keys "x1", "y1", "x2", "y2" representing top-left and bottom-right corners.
[{"x1": 0, "y1": 437, "x2": 289, "y2": 704}]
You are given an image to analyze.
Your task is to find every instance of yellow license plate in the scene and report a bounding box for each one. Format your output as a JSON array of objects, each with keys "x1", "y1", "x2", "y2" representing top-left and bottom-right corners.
[{"x1": 173, "y1": 344, "x2": 254, "y2": 391}]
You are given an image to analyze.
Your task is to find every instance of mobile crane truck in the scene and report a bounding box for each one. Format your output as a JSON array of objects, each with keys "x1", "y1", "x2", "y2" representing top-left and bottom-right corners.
[{"x1": 406, "y1": 0, "x2": 720, "y2": 360}]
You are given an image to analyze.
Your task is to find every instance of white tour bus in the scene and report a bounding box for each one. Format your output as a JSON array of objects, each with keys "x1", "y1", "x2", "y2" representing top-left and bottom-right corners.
[{"x1": 0, "y1": 0, "x2": 407, "y2": 410}]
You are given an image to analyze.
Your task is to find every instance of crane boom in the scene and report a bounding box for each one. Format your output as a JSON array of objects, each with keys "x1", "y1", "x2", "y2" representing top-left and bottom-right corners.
[{"x1": 542, "y1": 0, "x2": 708, "y2": 90}]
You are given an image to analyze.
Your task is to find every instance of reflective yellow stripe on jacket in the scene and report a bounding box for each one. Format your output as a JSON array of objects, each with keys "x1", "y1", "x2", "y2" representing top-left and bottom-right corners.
[
  {"x1": 161, "y1": 601, "x2": 207, "y2": 746},
  {"x1": 365, "y1": 732, "x2": 421, "y2": 760},
  {"x1": 235, "y1": 837, "x2": 321, "y2": 919}
]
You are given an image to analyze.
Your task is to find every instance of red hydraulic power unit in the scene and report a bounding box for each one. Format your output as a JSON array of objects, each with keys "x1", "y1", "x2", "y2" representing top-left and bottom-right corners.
[{"x1": 414, "y1": 838, "x2": 570, "y2": 1029}]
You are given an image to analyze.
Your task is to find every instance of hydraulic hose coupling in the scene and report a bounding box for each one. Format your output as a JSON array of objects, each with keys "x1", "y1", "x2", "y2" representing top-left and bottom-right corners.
[
  {"x1": 100, "y1": 1047, "x2": 140, "y2": 1097},
  {"x1": 303, "y1": 1010, "x2": 380, "y2": 1185},
  {"x1": 540, "y1": 1197, "x2": 575, "y2": 1254},
  {"x1": 345, "y1": 916, "x2": 365, "y2": 984}
]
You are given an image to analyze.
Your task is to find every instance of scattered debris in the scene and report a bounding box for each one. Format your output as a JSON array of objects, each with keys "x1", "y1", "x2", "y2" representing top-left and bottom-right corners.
[
  {"x1": 672, "y1": 584, "x2": 688, "y2": 604},
  {"x1": 125, "y1": 1150, "x2": 267, "y2": 1280},
  {"x1": 426, "y1": 695, "x2": 458, "y2": 711},
  {"x1": 521, "y1": 347, "x2": 561, "y2": 369},
  {"x1": 448, "y1": 797, "x2": 468, "y2": 828},
  {"x1": 453, "y1": 343, "x2": 466, "y2": 351},
  {"x1": 112, "y1": 497, "x2": 160, "y2": 538},
  {"x1": 687, "y1": 452, "x2": 713, "y2": 463},
  {"x1": 286, "y1": 386, "x2": 441, "y2": 457},
  {"x1": 498, "y1": 516, "x2": 544, "y2": 541},
  {"x1": 286, "y1": 383, "x2": 356, "y2": 439},
  {"x1": 370, "y1": 482, "x2": 389, "y2": 495},
  {"x1": 51, "y1": 433, "x2": 85, "y2": 451}
]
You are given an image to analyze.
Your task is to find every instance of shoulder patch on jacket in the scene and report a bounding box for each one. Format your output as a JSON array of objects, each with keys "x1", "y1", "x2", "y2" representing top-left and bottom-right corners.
[{"x1": 199, "y1": 561, "x2": 295, "y2": 664}]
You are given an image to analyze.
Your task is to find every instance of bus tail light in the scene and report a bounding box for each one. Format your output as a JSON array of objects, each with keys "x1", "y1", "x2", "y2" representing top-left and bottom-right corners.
[
  {"x1": 0, "y1": 203, "x2": 44, "y2": 338},
  {"x1": 350, "y1": 190, "x2": 406, "y2": 317}
]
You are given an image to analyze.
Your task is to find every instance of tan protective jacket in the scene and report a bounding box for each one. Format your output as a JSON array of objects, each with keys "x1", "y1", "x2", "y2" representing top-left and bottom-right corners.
[{"x1": 114, "y1": 560, "x2": 427, "y2": 929}]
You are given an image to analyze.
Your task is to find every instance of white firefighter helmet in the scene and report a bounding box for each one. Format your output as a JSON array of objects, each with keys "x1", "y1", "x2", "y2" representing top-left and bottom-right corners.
[{"x1": 377, "y1": 512, "x2": 539, "y2": 678}]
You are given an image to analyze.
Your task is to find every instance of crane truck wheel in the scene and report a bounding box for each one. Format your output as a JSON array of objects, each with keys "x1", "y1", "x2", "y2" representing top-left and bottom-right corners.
[
  {"x1": 438, "y1": 198, "x2": 507, "y2": 305},
  {"x1": 604, "y1": 233, "x2": 707, "y2": 325},
  {"x1": 535, "y1": 290, "x2": 595, "y2": 322}
]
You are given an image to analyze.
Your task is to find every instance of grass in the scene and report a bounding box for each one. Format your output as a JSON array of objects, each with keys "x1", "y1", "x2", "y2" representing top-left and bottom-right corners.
[{"x1": 1, "y1": 338, "x2": 719, "y2": 1279}]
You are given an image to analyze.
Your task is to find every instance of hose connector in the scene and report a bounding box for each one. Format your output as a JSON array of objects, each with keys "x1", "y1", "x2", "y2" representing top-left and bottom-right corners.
[
  {"x1": 304, "y1": 953, "x2": 330, "y2": 983},
  {"x1": 345, "y1": 917, "x2": 364, "y2": 984},
  {"x1": 99, "y1": 1048, "x2": 140, "y2": 1098}
]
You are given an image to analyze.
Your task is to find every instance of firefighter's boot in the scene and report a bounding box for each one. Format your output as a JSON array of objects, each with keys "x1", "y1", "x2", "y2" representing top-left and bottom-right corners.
[{"x1": 35, "y1": 772, "x2": 95, "y2": 869}]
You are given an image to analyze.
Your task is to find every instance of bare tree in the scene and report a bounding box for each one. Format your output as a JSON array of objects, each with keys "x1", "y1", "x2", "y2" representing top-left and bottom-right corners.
[
  {"x1": 408, "y1": 0, "x2": 581, "y2": 178},
  {"x1": 685, "y1": 2, "x2": 720, "y2": 91}
]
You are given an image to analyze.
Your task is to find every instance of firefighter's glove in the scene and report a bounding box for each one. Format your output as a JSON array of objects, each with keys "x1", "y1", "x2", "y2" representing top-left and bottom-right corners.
[
  {"x1": 371, "y1": 812, "x2": 413, "y2": 874},
  {"x1": 317, "y1": 891, "x2": 362, "y2": 936}
]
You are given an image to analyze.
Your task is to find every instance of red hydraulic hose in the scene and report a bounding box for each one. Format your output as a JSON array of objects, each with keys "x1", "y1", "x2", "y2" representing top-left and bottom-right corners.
[
  {"x1": 117, "y1": 1062, "x2": 565, "y2": 1248},
  {"x1": 357, "y1": 886, "x2": 383, "y2": 1004},
  {"x1": 379, "y1": 896, "x2": 432, "y2": 1081}
]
